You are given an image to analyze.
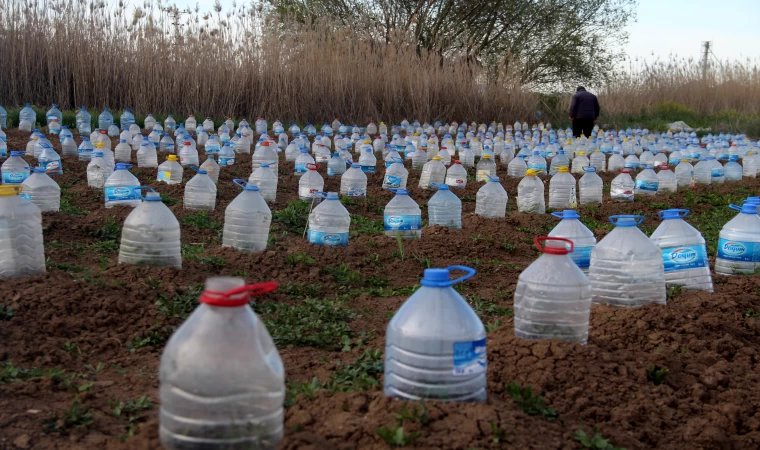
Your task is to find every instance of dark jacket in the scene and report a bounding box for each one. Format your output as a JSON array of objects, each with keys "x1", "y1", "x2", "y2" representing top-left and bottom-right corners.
[{"x1": 569, "y1": 89, "x2": 600, "y2": 120}]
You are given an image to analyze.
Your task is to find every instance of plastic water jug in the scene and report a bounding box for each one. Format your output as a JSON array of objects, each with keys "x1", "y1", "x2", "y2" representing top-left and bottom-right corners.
[
  {"x1": 159, "y1": 278, "x2": 283, "y2": 449},
  {"x1": 299, "y1": 164, "x2": 325, "y2": 201},
  {"x1": 200, "y1": 155, "x2": 220, "y2": 184},
  {"x1": 359, "y1": 146, "x2": 377, "y2": 173},
  {"x1": 248, "y1": 163, "x2": 277, "y2": 202},
  {"x1": 184, "y1": 167, "x2": 217, "y2": 211},
  {"x1": 715, "y1": 202, "x2": 760, "y2": 275},
  {"x1": 384, "y1": 189, "x2": 422, "y2": 239},
  {"x1": 527, "y1": 150, "x2": 547, "y2": 175},
  {"x1": 657, "y1": 166, "x2": 677, "y2": 193},
  {"x1": 328, "y1": 152, "x2": 347, "y2": 177},
  {"x1": 476, "y1": 154, "x2": 497, "y2": 182},
  {"x1": 158, "y1": 155, "x2": 184, "y2": 184},
  {"x1": 137, "y1": 138, "x2": 158, "y2": 168},
  {"x1": 104, "y1": 163, "x2": 141, "y2": 208},
  {"x1": 743, "y1": 152, "x2": 757, "y2": 178},
  {"x1": 709, "y1": 156, "x2": 725, "y2": 184},
  {"x1": 507, "y1": 154, "x2": 528, "y2": 177},
  {"x1": 384, "y1": 266, "x2": 485, "y2": 401},
  {"x1": 548, "y1": 167, "x2": 577, "y2": 209},
  {"x1": 383, "y1": 158, "x2": 408, "y2": 190},
  {"x1": 98, "y1": 108, "x2": 113, "y2": 130},
  {"x1": 588, "y1": 215, "x2": 666, "y2": 307},
  {"x1": 437, "y1": 147, "x2": 452, "y2": 166},
  {"x1": 2, "y1": 152, "x2": 31, "y2": 185},
  {"x1": 37, "y1": 144, "x2": 63, "y2": 176},
  {"x1": 428, "y1": 183, "x2": 462, "y2": 229},
  {"x1": 625, "y1": 152, "x2": 641, "y2": 170},
  {"x1": 179, "y1": 141, "x2": 200, "y2": 167},
  {"x1": 475, "y1": 176, "x2": 508, "y2": 218},
  {"x1": 589, "y1": 150, "x2": 606, "y2": 172},
  {"x1": 445, "y1": 160, "x2": 468, "y2": 188},
  {"x1": 0, "y1": 185, "x2": 45, "y2": 277},
  {"x1": 548, "y1": 210, "x2": 596, "y2": 273},
  {"x1": 21, "y1": 168, "x2": 60, "y2": 212},
  {"x1": 514, "y1": 237, "x2": 592, "y2": 344},
  {"x1": 517, "y1": 169, "x2": 545, "y2": 213},
  {"x1": 218, "y1": 142, "x2": 235, "y2": 168},
  {"x1": 674, "y1": 159, "x2": 693, "y2": 189},
  {"x1": 223, "y1": 180, "x2": 272, "y2": 252},
  {"x1": 118, "y1": 188, "x2": 181, "y2": 267},
  {"x1": 724, "y1": 156, "x2": 743, "y2": 181},
  {"x1": 650, "y1": 209, "x2": 713, "y2": 291},
  {"x1": 294, "y1": 148, "x2": 315, "y2": 176},
  {"x1": 609, "y1": 168, "x2": 633, "y2": 202},
  {"x1": 419, "y1": 156, "x2": 446, "y2": 189},
  {"x1": 160, "y1": 133, "x2": 176, "y2": 154},
  {"x1": 115, "y1": 139, "x2": 132, "y2": 161},
  {"x1": 308, "y1": 192, "x2": 350, "y2": 246},
  {"x1": 634, "y1": 165, "x2": 659, "y2": 195},
  {"x1": 340, "y1": 164, "x2": 367, "y2": 197},
  {"x1": 570, "y1": 151, "x2": 588, "y2": 174},
  {"x1": 576, "y1": 166, "x2": 601, "y2": 205},
  {"x1": 87, "y1": 151, "x2": 112, "y2": 189},
  {"x1": 459, "y1": 145, "x2": 475, "y2": 168},
  {"x1": 693, "y1": 158, "x2": 711, "y2": 184}
]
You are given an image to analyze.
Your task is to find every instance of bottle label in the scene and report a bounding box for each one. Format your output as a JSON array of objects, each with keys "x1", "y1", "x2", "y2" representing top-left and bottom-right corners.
[
  {"x1": 219, "y1": 156, "x2": 235, "y2": 166},
  {"x1": 384, "y1": 214, "x2": 421, "y2": 231},
  {"x1": 661, "y1": 245, "x2": 708, "y2": 272},
  {"x1": 298, "y1": 186, "x2": 319, "y2": 198},
  {"x1": 19, "y1": 193, "x2": 31, "y2": 201},
  {"x1": 307, "y1": 230, "x2": 349, "y2": 247},
  {"x1": 315, "y1": 154, "x2": 329, "y2": 163},
  {"x1": 347, "y1": 186, "x2": 366, "y2": 197},
  {"x1": 206, "y1": 146, "x2": 218, "y2": 154},
  {"x1": 383, "y1": 175, "x2": 402, "y2": 188},
  {"x1": 157, "y1": 171, "x2": 172, "y2": 182},
  {"x1": 624, "y1": 161, "x2": 639, "y2": 169},
  {"x1": 105, "y1": 186, "x2": 140, "y2": 202},
  {"x1": 294, "y1": 163, "x2": 307, "y2": 174},
  {"x1": 717, "y1": 238, "x2": 760, "y2": 262},
  {"x1": 476, "y1": 169, "x2": 491, "y2": 182},
  {"x1": 668, "y1": 157, "x2": 680, "y2": 165},
  {"x1": 446, "y1": 176, "x2": 466, "y2": 188},
  {"x1": 361, "y1": 165, "x2": 376, "y2": 174},
  {"x1": 711, "y1": 168, "x2": 724, "y2": 178},
  {"x1": 78, "y1": 148, "x2": 93, "y2": 157},
  {"x1": 571, "y1": 245, "x2": 594, "y2": 269},
  {"x1": 39, "y1": 160, "x2": 63, "y2": 175},
  {"x1": 327, "y1": 167, "x2": 335, "y2": 177},
  {"x1": 453, "y1": 338, "x2": 487, "y2": 376},
  {"x1": 2, "y1": 171, "x2": 29, "y2": 184},
  {"x1": 634, "y1": 179, "x2": 658, "y2": 192},
  {"x1": 527, "y1": 162, "x2": 546, "y2": 173},
  {"x1": 0, "y1": 148, "x2": 6, "y2": 157},
  {"x1": 385, "y1": 161, "x2": 394, "y2": 168}
]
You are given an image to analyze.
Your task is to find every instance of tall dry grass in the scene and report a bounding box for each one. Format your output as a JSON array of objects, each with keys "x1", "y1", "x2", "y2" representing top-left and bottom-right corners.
[{"x1": 0, "y1": 0, "x2": 536, "y2": 123}]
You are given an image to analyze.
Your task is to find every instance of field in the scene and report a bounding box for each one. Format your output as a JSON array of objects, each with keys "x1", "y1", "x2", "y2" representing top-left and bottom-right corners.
[{"x1": 2, "y1": 127, "x2": 760, "y2": 450}]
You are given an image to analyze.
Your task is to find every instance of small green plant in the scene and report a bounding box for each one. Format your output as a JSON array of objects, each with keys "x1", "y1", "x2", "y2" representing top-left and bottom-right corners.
[
  {"x1": 645, "y1": 365, "x2": 669, "y2": 386},
  {"x1": 666, "y1": 284, "x2": 682, "y2": 300},
  {"x1": 1, "y1": 362, "x2": 63, "y2": 384},
  {"x1": 322, "y1": 264, "x2": 364, "y2": 286},
  {"x1": 574, "y1": 429, "x2": 626, "y2": 450},
  {"x1": 506, "y1": 381, "x2": 558, "y2": 419},
  {"x1": 126, "y1": 323, "x2": 173, "y2": 352},
  {"x1": 181, "y1": 212, "x2": 221, "y2": 231},
  {"x1": 59, "y1": 197, "x2": 88, "y2": 216},
  {"x1": 285, "y1": 252, "x2": 316, "y2": 266},
  {"x1": 395, "y1": 403, "x2": 428, "y2": 425},
  {"x1": 486, "y1": 320, "x2": 503, "y2": 332},
  {"x1": 376, "y1": 424, "x2": 421, "y2": 447},
  {"x1": 490, "y1": 421, "x2": 506, "y2": 443},
  {"x1": 501, "y1": 237, "x2": 517, "y2": 252},
  {"x1": 198, "y1": 255, "x2": 226, "y2": 267},
  {"x1": 89, "y1": 217, "x2": 122, "y2": 241},
  {"x1": 254, "y1": 298, "x2": 356, "y2": 350},
  {"x1": 110, "y1": 395, "x2": 153, "y2": 440},
  {"x1": 61, "y1": 341, "x2": 80, "y2": 355},
  {"x1": 0, "y1": 304, "x2": 15, "y2": 320},
  {"x1": 272, "y1": 200, "x2": 310, "y2": 234},
  {"x1": 325, "y1": 349, "x2": 384, "y2": 392},
  {"x1": 160, "y1": 193, "x2": 178, "y2": 205},
  {"x1": 351, "y1": 214, "x2": 384, "y2": 235},
  {"x1": 42, "y1": 399, "x2": 94, "y2": 433},
  {"x1": 145, "y1": 277, "x2": 162, "y2": 290},
  {"x1": 155, "y1": 284, "x2": 204, "y2": 319},
  {"x1": 744, "y1": 308, "x2": 760, "y2": 319},
  {"x1": 340, "y1": 196, "x2": 359, "y2": 206},
  {"x1": 282, "y1": 282, "x2": 322, "y2": 299}
]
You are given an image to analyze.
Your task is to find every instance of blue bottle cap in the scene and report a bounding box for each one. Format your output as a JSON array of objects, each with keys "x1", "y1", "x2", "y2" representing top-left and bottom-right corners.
[
  {"x1": 658, "y1": 209, "x2": 689, "y2": 220},
  {"x1": 609, "y1": 215, "x2": 644, "y2": 227},
  {"x1": 551, "y1": 210, "x2": 580, "y2": 220},
  {"x1": 420, "y1": 265, "x2": 476, "y2": 287}
]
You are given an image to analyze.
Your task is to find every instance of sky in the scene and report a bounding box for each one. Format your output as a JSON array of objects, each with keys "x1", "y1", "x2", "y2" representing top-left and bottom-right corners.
[{"x1": 169, "y1": 0, "x2": 760, "y2": 63}]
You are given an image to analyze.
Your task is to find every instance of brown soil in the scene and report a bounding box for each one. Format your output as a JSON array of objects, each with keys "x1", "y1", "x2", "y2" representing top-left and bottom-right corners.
[{"x1": 1, "y1": 128, "x2": 760, "y2": 449}]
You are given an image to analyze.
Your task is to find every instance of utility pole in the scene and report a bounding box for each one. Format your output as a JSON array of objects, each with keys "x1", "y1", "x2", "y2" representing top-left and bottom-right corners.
[{"x1": 701, "y1": 41, "x2": 712, "y2": 80}]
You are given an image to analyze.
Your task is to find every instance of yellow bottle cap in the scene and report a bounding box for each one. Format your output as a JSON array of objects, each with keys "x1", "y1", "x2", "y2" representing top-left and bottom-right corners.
[
  {"x1": 167, "y1": 155, "x2": 178, "y2": 161},
  {"x1": 364, "y1": 139, "x2": 371, "y2": 144},
  {"x1": 525, "y1": 169, "x2": 537, "y2": 176},
  {"x1": 95, "y1": 142, "x2": 104, "y2": 148},
  {"x1": 680, "y1": 159, "x2": 691, "y2": 162},
  {"x1": 558, "y1": 166, "x2": 569, "y2": 172},
  {"x1": 578, "y1": 151, "x2": 586, "y2": 156},
  {"x1": 0, "y1": 185, "x2": 23, "y2": 196},
  {"x1": 432, "y1": 156, "x2": 443, "y2": 161},
  {"x1": 482, "y1": 154, "x2": 491, "y2": 159}
]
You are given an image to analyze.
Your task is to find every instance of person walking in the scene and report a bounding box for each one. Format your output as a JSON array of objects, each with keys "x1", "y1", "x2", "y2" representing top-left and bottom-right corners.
[{"x1": 569, "y1": 86, "x2": 600, "y2": 138}]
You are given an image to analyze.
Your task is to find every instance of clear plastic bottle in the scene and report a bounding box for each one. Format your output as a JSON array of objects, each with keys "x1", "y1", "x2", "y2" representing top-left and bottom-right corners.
[
  {"x1": 205, "y1": 135, "x2": 221, "y2": 155},
  {"x1": 200, "y1": 155, "x2": 220, "y2": 184},
  {"x1": 218, "y1": 142, "x2": 235, "y2": 168},
  {"x1": 137, "y1": 138, "x2": 158, "y2": 168},
  {"x1": 527, "y1": 150, "x2": 547, "y2": 175},
  {"x1": 460, "y1": 145, "x2": 475, "y2": 168},
  {"x1": 445, "y1": 160, "x2": 468, "y2": 189},
  {"x1": 419, "y1": 156, "x2": 446, "y2": 189},
  {"x1": 2, "y1": 152, "x2": 31, "y2": 185},
  {"x1": 359, "y1": 146, "x2": 377, "y2": 173},
  {"x1": 184, "y1": 167, "x2": 217, "y2": 211},
  {"x1": 428, "y1": 183, "x2": 462, "y2": 229},
  {"x1": 299, "y1": 163, "x2": 324, "y2": 201},
  {"x1": 0, "y1": 185, "x2": 45, "y2": 277},
  {"x1": 693, "y1": 157, "x2": 712, "y2": 184},
  {"x1": 76, "y1": 107, "x2": 92, "y2": 135},
  {"x1": 475, "y1": 154, "x2": 497, "y2": 182},
  {"x1": 87, "y1": 151, "x2": 112, "y2": 189},
  {"x1": 223, "y1": 180, "x2": 272, "y2": 252},
  {"x1": 708, "y1": 156, "x2": 725, "y2": 184},
  {"x1": 285, "y1": 143, "x2": 300, "y2": 162},
  {"x1": 657, "y1": 166, "x2": 677, "y2": 194},
  {"x1": 437, "y1": 147, "x2": 452, "y2": 166},
  {"x1": 507, "y1": 154, "x2": 528, "y2": 177},
  {"x1": 114, "y1": 139, "x2": 132, "y2": 161},
  {"x1": 634, "y1": 165, "x2": 659, "y2": 196},
  {"x1": 650, "y1": 209, "x2": 713, "y2": 291},
  {"x1": 159, "y1": 277, "x2": 283, "y2": 449},
  {"x1": 384, "y1": 266, "x2": 485, "y2": 402},
  {"x1": 724, "y1": 156, "x2": 743, "y2": 181},
  {"x1": 517, "y1": 169, "x2": 546, "y2": 214},
  {"x1": 743, "y1": 151, "x2": 757, "y2": 178},
  {"x1": 383, "y1": 158, "x2": 408, "y2": 190},
  {"x1": 307, "y1": 192, "x2": 350, "y2": 246},
  {"x1": 248, "y1": 163, "x2": 278, "y2": 202},
  {"x1": 514, "y1": 237, "x2": 592, "y2": 344},
  {"x1": 294, "y1": 149, "x2": 315, "y2": 177},
  {"x1": 328, "y1": 152, "x2": 347, "y2": 177},
  {"x1": 548, "y1": 167, "x2": 577, "y2": 209},
  {"x1": 607, "y1": 151, "x2": 625, "y2": 172},
  {"x1": 98, "y1": 107, "x2": 114, "y2": 130},
  {"x1": 160, "y1": 133, "x2": 176, "y2": 154},
  {"x1": 21, "y1": 168, "x2": 60, "y2": 212},
  {"x1": 589, "y1": 149, "x2": 606, "y2": 172},
  {"x1": 184, "y1": 115, "x2": 197, "y2": 133},
  {"x1": 179, "y1": 140, "x2": 200, "y2": 167},
  {"x1": 548, "y1": 210, "x2": 596, "y2": 273},
  {"x1": 475, "y1": 176, "x2": 508, "y2": 218},
  {"x1": 157, "y1": 155, "x2": 183, "y2": 185},
  {"x1": 577, "y1": 166, "x2": 602, "y2": 205},
  {"x1": 588, "y1": 215, "x2": 666, "y2": 307},
  {"x1": 549, "y1": 150, "x2": 570, "y2": 175},
  {"x1": 118, "y1": 188, "x2": 181, "y2": 267},
  {"x1": 104, "y1": 163, "x2": 142, "y2": 208},
  {"x1": 38, "y1": 144, "x2": 63, "y2": 176},
  {"x1": 675, "y1": 159, "x2": 694, "y2": 188},
  {"x1": 340, "y1": 164, "x2": 367, "y2": 197},
  {"x1": 610, "y1": 168, "x2": 634, "y2": 202},
  {"x1": 384, "y1": 189, "x2": 422, "y2": 239}
]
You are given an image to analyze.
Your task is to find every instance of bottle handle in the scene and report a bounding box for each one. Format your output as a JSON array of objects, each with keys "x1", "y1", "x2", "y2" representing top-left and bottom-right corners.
[
  {"x1": 429, "y1": 182, "x2": 442, "y2": 189},
  {"x1": 729, "y1": 204, "x2": 742, "y2": 211},
  {"x1": 550, "y1": 211, "x2": 566, "y2": 219},
  {"x1": 189, "y1": 165, "x2": 201, "y2": 173},
  {"x1": 442, "y1": 266, "x2": 476, "y2": 286},
  {"x1": 233, "y1": 178, "x2": 248, "y2": 189},
  {"x1": 534, "y1": 236, "x2": 574, "y2": 253},
  {"x1": 314, "y1": 192, "x2": 329, "y2": 199},
  {"x1": 199, "y1": 281, "x2": 279, "y2": 307},
  {"x1": 136, "y1": 186, "x2": 157, "y2": 194},
  {"x1": 609, "y1": 214, "x2": 645, "y2": 225},
  {"x1": 658, "y1": 209, "x2": 689, "y2": 219}
]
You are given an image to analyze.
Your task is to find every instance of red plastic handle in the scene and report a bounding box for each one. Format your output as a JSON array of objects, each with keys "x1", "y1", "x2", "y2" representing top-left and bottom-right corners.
[
  {"x1": 533, "y1": 236, "x2": 573, "y2": 254},
  {"x1": 199, "y1": 281, "x2": 279, "y2": 307}
]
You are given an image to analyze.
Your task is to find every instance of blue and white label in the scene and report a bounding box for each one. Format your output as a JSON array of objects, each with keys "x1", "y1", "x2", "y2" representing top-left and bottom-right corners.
[
  {"x1": 571, "y1": 245, "x2": 594, "y2": 269},
  {"x1": 347, "y1": 186, "x2": 366, "y2": 197},
  {"x1": 662, "y1": 245, "x2": 708, "y2": 272},
  {"x1": 327, "y1": 167, "x2": 336, "y2": 177},
  {"x1": 19, "y1": 193, "x2": 31, "y2": 201},
  {"x1": 383, "y1": 175, "x2": 402, "y2": 188},
  {"x1": 453, "y1": 338, "x2": 487, "y2": 376},
  {"x1": 717, "y1": 238, "x2": 760, "y2": 262},
  {"x1": 361, "y1": 165, "x2": 376, "y2": 174},
  {"x1": 624, "y1": 161, "x2": 640, "y2": 169},
  {"x1": 219, "y1": 156, "x2": 234, "y2": 167},
  {"x1": 2, "y1": 171, "x2": 29, "y2": 184},
  {"x1": 528, "y1": 163, "x2": 547, "y2": 173},
  {"x1": 105, "y1": 186, "x2": 141, "y2": 202},
  {"x1": 307, "y1": 230, "x2": 349, "y2": 247},
  {"x1": 711, "y1": 168, "x2": 724, "y2": 178},
  {"x1": 385, "y1": 161, "x2": 395, "y2": 169},
  {"x1": 40, "y1": 160, "x2": 63, "y2": 175},
  {"x1": 384, "y1": 214, "x2": 421, "y2": 231},
  {"x1": 634, "y1": 179, "x2": 658, "y2": 192},
  {"x1": 294, "y1": 163, "x2": 307, "y2": 174}
]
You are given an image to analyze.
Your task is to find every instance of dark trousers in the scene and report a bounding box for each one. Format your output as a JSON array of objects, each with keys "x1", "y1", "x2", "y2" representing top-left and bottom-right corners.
[{"x1": 572, "y1": 118, "x2": 594, "y2": 138}]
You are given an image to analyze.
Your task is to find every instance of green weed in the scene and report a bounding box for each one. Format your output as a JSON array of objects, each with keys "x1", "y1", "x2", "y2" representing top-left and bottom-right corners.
[
  {"x1": 645, "y1": 365, "x2": 669, "y2": 386},
  {"x1": 181, "y1": 212, "x2": 221, "y2": 231},
  {"x1": 46, "y1": 258, "x2": 86, "y2": 273},
  {"x1": 395, "y1": 403, "x2": 429, "y2": 426},
  {"x1": 272, "y1": 200, "x2": 310, "y2": 234},
  {"x1": 376, "y1": 424, "x2": 421, "y2": 447},
  {"x1": 574, "y1": 429, "x2": 626, "y2": 450},
  {"x1": 501, "y1": 237, "x2": 517, "y2": 252},
  {"x1": 160, "y1": 193, "x2": 178, "y2": 206},
  {"x1": 126, "y1": 323, "x2": 173, "y2": 352},
  {"x1": 285, "y1": 252, "x2": 315, "y2": 266},
  {"x1": 155, "y1": 284, "x2": 204, "y2": 319},
  {"x1": 42, "y1": 399, "x2": 93, "y2": 433},
  {"x1": 110, "y1": 396, "x2": 153, "y2": 441},
  {"x1": 467, "y1": 295, "x2": 514, "y2": 319},
  {"x1": 351, "y1": 214, "x2": 384, "y2": 235},
  {"x1": 744, "y1": 308, "x2": 760, "y2": 319},
  {"x1": 59, "y1": 197, "x2": 88, "y2": 216},
  {"x1": 490, "y1": 421, "x2": 506, "y2": 443},
  {"x1": 61, "y1": 341, "x2": 80, "y2": 355},
  {"x1": 282, "y1": 282, "x2": 322, "y2": 299},
  {"x1": 505, "y1": 381, "x2": 558, "y2": 419},
  {"x1": 1, "y1": 362, "x2": 63, "y2": 384},
  {"x1": 0, "y1": 304, "x2": 15, "y2": 320},
  {"x1": 89, "y1": 217, "x2": 121, "y2": 241},
  {"x1": 254, "y1": 298, "x2": 355, "y2": 350},
  {"x1": 666, "y1": 285, "x2": 682, "y2": 300},
  {"x1": 324, "y1": 349, "x2": 384, "y2": 392}
]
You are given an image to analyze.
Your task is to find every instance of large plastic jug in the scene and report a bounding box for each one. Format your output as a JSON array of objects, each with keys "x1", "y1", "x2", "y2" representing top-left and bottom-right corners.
[
  {"x1": 428, "y1": 183, "x2": 462, "y2": 229},
  {"x1": 383, "y1": 158, "x2": 408, "y2": 190},
  {"x1": 200, "y1": 155, "x2": 220, "y2": 184},
  {"x1": 223, "y1": 180, "x2": 272, "y2": 252},
  {"x1": 21, "y1": 168, "x2": 60, "y2": 212},
  {"x1": 517, "y1": 169, "x2": 545, "y2": 214},
  {"x1": 307, "y1": 192, "x2": 350, "y2": 246},
  {"x1": 248, "y1": 163, "x2": 278, "y2": 202},
  {"x1": 418, "y1": 156, "x2": 446, "y2": 189},
  {"x1": 384, "y1": 266, "x2": 485, "y2": 401},
  {"x1": 104, "y1": 163, "x2": 141, "y2": 208},
  {"x1": 119, "y1": 188, "x2": 181, "y2": 267},
  {"x1": 610, "y1": 168, "x2": 634, "y2": 202},
  {"x1": 650, "y1": 209, "x2": 713, "y2": 291},
  {"x1": 715, "y1": 202, "x2": 760, "y2": 275},
  {"x1": 384, "y1": 189, "x2": 422, "y2": 240},
  {"x1": 634, "y1": 165, "x2": 659, "y2": 195},
  {"x1": 548, "y1": 210, "x2": 597, "y2": 273},
  {"x1": 137, "y1": 137, "x2": 159, "y2": 168},
  {"x1": 475, "y1": 176, "x2": 508, "y2": 218},
  {"x1": 2, "y1": 152, "x2": 31, "y2": 185},
  {"x1": 87, "y1": 152, "x2": 111, "y2": 189},
  {"x1": 445, "y1": 160, "x2": 468, "y2": 188},
  {"x1": 184, "y1": 167, "x2": 217, "y2": 211},
  {"x1": 340, "y1": 163, "x2": 367, "y2": 197},
  {"x1": 548, "y1": 166, "x2": 577, "y2": 209},
  {"x1": 657, "y1": 166, "x2": 677, "y2": 194},
  {"x1": 588, "y1": 215, "x2": 666, "y2": 307},
  {"x1": 299, "y1": 164, "x2": 324, "y2": 201},
  {"x1": 0, "y1": 185, "x2": 45, "y2": 277},
  {"x1": 158, "y1": 155, "x2": 183, "y2": 185},
  {"x1": 514, "y1": 237, "x2": 592, "y2": 344},
  {"x1": 159, "y1": 278, "x2": 283, "y2": 449},
  {"x1": 578, "y1": 166, "x2": 602, "y2": 205}
]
